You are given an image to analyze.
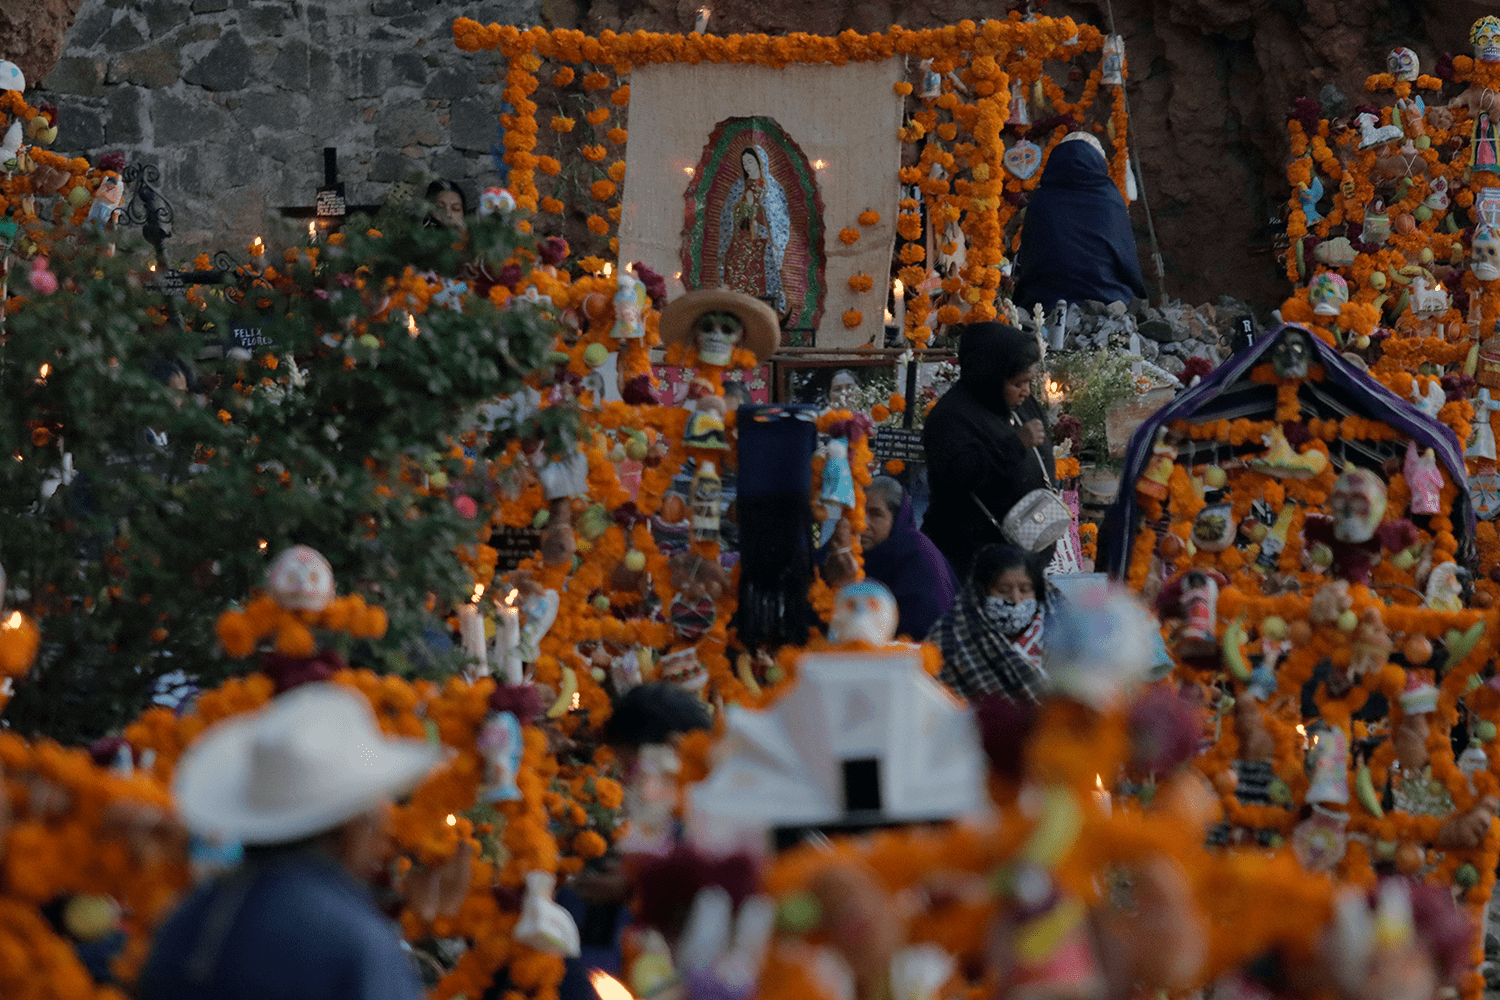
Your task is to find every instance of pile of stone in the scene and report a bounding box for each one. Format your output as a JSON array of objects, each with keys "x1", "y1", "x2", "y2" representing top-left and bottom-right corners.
[{"x1": 1020, "y1": 295, "x2": 1266, "y2": 377}]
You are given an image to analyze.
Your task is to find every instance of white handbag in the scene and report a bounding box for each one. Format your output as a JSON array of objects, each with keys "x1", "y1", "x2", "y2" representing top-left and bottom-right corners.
[{"x1": 973, "y1": 414, "x2": 1071, "y2": 553}]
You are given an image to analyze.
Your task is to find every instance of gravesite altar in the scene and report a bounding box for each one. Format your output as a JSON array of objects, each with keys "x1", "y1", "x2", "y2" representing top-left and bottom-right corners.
[{"x1": 4, "y1": 10, "x2": 1500, "y2": 1000}]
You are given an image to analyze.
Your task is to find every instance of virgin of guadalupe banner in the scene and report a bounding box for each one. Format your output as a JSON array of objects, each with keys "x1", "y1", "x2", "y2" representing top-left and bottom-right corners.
[
  {"x1": 618, "y1": 59, "x2": 904, "y2": 350},
  {"x1": 682, "y1": 118, "x2": 825, "y2": 340}
]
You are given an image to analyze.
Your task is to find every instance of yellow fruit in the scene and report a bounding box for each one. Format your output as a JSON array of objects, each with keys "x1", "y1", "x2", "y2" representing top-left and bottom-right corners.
[
  {"x1": 546, "y1": 667, "x2": 578, "y2": 718},
  {"x1": 1337, "y1": 609, "x2": 1359, "y2": 632},
  {"x1": 1203, "y1": 466, "x2": 1227, "y2": 489},
  {"x1": 1260, "y1": 616, "x2": 1288, "y2": 641},
  {"x1": 64, "y1": 895, "x2": 120, "y2": 942},
  {"x1": 623, "y1": 550, "x2": 647, "y2": 572}
]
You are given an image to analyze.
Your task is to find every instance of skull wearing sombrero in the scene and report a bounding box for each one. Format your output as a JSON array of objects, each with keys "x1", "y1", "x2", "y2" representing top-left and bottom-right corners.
[{"x1": 658, "y1": 288, "x2": 779, "y2": 367}]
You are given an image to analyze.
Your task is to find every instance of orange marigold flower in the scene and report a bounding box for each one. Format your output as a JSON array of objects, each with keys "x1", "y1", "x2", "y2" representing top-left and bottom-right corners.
[
  {"x1": 582, "y1": 72, "x2": 610, "y2": 90},
  {"x1": 894, "y1": 81, "x2": 913, "y2": 95},
  {"x1": 899, "y1": 243, "x2": 926, "y2": 264},
  {"x1": 610, "y1": 85, "x2": 630, "y2": 106},
  {"x1": 594, "y1": 777, "x2": 624, "y2": 809},
  {"x1": 842, "y1": 309, "x2": 862, "y2": 328},
  {"x1": 889, "y1": 393, "x2": 906, "y2": 413},
  {"x1": 937, "y1": 122, "x2": 958, "y2": 141},
  {"x1": 591, "y1": 180, "x2": 616, "y2": 200},
  {"x1": 217, "y1": 409, "x2": 232, "y2": 424},
  {"x1": 366, "y1": 228, "x2": 382, "y2": 238},
  {"x1": 896, "y1": 214, "x2": 923, "y2": 241},
  {"x1": 553, "y1": 67, "x2": 575, "y2": 86},
  {"x1": 260, "y1": 354, "x2": 279, "y2": 369},
  {"x1": 541, "y1": 197, "x2": 565, "y2": 214},
  {"x1": 937, "y1": 304, "x2": 963, "y2": 324},
  {"x1": 839, "y1": 227, "x2": 860, "y2": 246},
  {"x1": 586, "y1": 107, "x2": 610, "y2": 126},
  {"x1": 848, "y1": 273, "x2": 874, "y2": 292},
  {"x1": 29, "y1": 426, "x2": 50, "y2": 446},
  {"x1": 607, "y1": 160, "x2": 626, "y2": 182},
  {"x1": 550, "y1": 115, "x2": 576, "y2": 132},
  {"x1": 538, "y1": 156, "x2": 562, "y2": 176},
  {"x1": 885, "y1": 458, "x2": 906, "y2": 474},
  {"x1": 871, "y1": 404, "x2": 891, "y2": 422},
  {"x1": 607, "y1": 127, "x2": 628, "y2": 144},
  {"x1": 858, "y1": 210, "x2": 880, "y2": 226},
  {"x1": 587, "y1": 214, "x2": 609, "y2": 235},
  {"x1": 582, "y1": 145, "x2": 607, "y2": 162}
]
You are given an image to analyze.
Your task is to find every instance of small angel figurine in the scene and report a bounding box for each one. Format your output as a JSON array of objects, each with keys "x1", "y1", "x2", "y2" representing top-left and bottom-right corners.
[
  {"x1": 515, "y1": 871, "x2": 582, "y2": 956},
  {"x1": 611, "y1": 270, "x2": 648, "y2": 340},
  {"x1": 1404, "y1": 442, "x2": 1443, "y2": 514},
  {"x1": 820, "y1": 436, "x2": 857, "y2": 522}
]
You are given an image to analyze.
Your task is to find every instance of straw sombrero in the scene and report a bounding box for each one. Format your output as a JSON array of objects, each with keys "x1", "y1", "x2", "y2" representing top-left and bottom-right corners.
[{"x1": 658, "y1": 288, "x2": 780, "y2": 364}]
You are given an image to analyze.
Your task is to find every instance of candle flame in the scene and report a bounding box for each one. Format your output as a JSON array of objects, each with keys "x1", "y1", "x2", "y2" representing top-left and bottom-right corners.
[
  {"x1": 257, "y1": 539, "x2": 268, "y2": 552},
  {"x1": 603, "y1": 262, "x2": 613, "y2": 277},
  {"x1": 406, "y1": 313, "x2": 419, "y2": 337},
  {"x1": 813, "y1": 159, "x2": 827, "y2": 170},
  {"x1": 38, "y1": 363, "x2": 50, "y2": 379},
  {"x1": 308, "y1": 221, "x2": 317, "y2": 240},
  {"x1": 472, "y1": 583, "x2": 485, "y2": 603},
  {"x1": 505, "y1": 589, "x2": 519, "y2": 607},
  {"x1": 3, "y1": 611, "x2": 20, "y2": 629},
  {"x1": 591, "y1": 971, "x2": 633, "y2": 1000},
  {"x1": 1296, "y1": 724, "x2": 1305, "y2": 736},
  {"x1": 1095, "y1": 774, "x2": 1104, "y2": 791},
  {"x1": 445, "y1": 813, "x2": 457, "y2": 827},
  {"x1": 571, "y1": 690, "x2": 581, "y2": 710},
  {"x1": 683, "y1": 166, "x2": 695, "y2": 174},
  {"x1": 893, "y1": 278, "x2": 904, "y2": 296},
  {"x1": 252, "y1": 236, "x2": 262, "y2": 248}
]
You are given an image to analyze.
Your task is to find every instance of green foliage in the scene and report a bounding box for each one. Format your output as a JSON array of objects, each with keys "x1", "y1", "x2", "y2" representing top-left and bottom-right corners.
[
  {"x1": 1046, "y1": 350, "x2": 1137, "y2": 465},
  {"x1": 0, "y1": 213, "x2": 567, "y2": 742}
]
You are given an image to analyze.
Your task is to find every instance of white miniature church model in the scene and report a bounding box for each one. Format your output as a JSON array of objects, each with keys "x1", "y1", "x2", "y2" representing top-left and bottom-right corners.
[{"x1": 687, "y1": 646, "x2": 987, "y2": 852}]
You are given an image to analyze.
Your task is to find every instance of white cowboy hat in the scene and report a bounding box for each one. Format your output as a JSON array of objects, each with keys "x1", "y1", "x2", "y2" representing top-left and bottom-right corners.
[{"x1": 174, "y1": 683, "x2": 441, "y2": 845}]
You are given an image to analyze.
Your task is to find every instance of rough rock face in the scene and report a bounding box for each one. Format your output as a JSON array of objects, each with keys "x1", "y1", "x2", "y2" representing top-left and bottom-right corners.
[{"x1": 0, "y1": 0, "x2": 87, "y2": 87}]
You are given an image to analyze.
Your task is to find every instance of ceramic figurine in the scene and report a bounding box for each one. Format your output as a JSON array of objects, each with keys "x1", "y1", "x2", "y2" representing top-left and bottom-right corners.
[
  {"x1": 1297, "y1": 175, "x2": 1324, "y2": 225},
  {"x1": 1408, "y1": 276, "x2": 1449, "y2": 319},
  {"x1": 1003, "y1": 139, "x2": 1042, "y2": 180},
  {"x1": 660, "y1": 290, "x2": 779, "y2": 368},
  {"x1": 1474, "y1": 225, "x2": 1500, "y2": 282},
  {"x1": 1360, "y1": 200, "x2": 1392, "y2": 244},
  {"x1": 515, "y1": 870, "x2": 582, "y2": 956},
  {"x1": 536, "y1": 446, "x2": 591, "y2": 500},
  {"x1": 1388, "y1": 46, "x2": 1420, "y2": 82},
  {"x1": 620, "y1": 743, "x2": 684, "y2": 853},
  {"x1": 1423, "y1": 176, "x2": 1449, "y2": 212},
  {"x1": 1468, "y1": 389, "x2": 1500, "y2": 460},
  {"x1": 1270, "y1": 327, "x2": 1312, "y2": 379},
  {"x1": 1425, "y1": 562, "x2": 1464, "y2": 612},
  {"x1": 694, "y1": 311, "x2": 744, "y2": 366},
  {"x1": 1191, "y1": 501, "x2": 1238, "y2": 553},
  {"x1": 612, "y1": 270, "x2": 648, "y2": 340},
  {"x1": 431, "y1": 278, "x2": 467, "y2": 311},
  {"x1": 266, "y1": 546, "x2": 335, "y2": 612},
  {"x1": 1404, "y1": 442, "x2": 1443, "y2": 514},
  {"x1": 1475, "y1": 15, "x2": 1500, "y2": 63},
  {"x1": 1247, "y1": 424, "x2": 1329, "y2": 479},
  {"x1": 1357, "y1": 113, "x2": 1404, "y2": 151},
  {"x1": 479, "y1": 187, "x2": 516, "y2": 215},
  {"x1": 685, "y1": 393, "x2": 729, "y2": 450},
  {"x1": 658, "y1": 646, "x2": 708, "y2": 692},
  {"x1": 1303, "y1": 468, "x2": 1418, "y2": 585},
  {"x1": 1410, "y1": 379, "x2": 1445, "y2": 419},
  {"x1": 1314, "y1": 237, "x2": 1357, "y2": 267},
  {"x1": 1101, "y1": 35, "x2": 1125, "y2": 86},
  {"x1": 1161, "y1": 568, "x2": 1224, "y2": 659},
  {"x1": 828, "y1": 580, "x2": 899, "y2": 645},
  {"x1": 1479, "y1": 187, "x2": 1500, "y2": 231},
  {"x1": 517, "y1": 588, "x2": 561, "y2": 662},
  {"x1": 1469, "y1": 463, "x2": 1500, "y2": 520},
  {"x1": 0, "y1": 61, "x2": 23, "y2": 93},
  {"x1": 1044, "y1": 588, "x2": 1158, "y2": 711},
  {"x1": 1306, "y1": 724, "x2": 1351, "y2": 806},
  {"x1": 690, "y1": 462, "x2": 722, "y2": 543},
  {"x1": 918, "y1": 59, "x2": 942, "y2": 99},
  {"x1": 1472, "y1": 110, "x2": 1500, "y2": 173},
  {"x1": 1460, "y1": 740, "x2": 1490, "y2": 785},
  {"x1": 1136, "y1": 430, "x2": 1176, "y2": 500},
  {"x1": 477, "y1": 710, "x2": 523, "y2": 802},
  {"x1": 1347, "y1": 608, "x2": 1392, "y2": 679},
  {"x1": 1309, "y1": 272, "x2": 1348, "y2": 316},
  {"x1": 1007, "y1": 80, "x2": 1030, "y2": 126},
  {"x1": 87, "y1": 172, "x2": 123, "y2": 230}
]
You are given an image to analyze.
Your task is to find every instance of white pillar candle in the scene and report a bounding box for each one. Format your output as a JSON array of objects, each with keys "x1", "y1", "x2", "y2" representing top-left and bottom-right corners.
[
  {"x1": 495, "y1": 603, "x2": 523, "y2": 685},
  {"x1": 892, "y1": 279, "x2": 905, "y2": 334},
  {"x1": 458, "y1": 603, "x2": 488, "y2": 676}
]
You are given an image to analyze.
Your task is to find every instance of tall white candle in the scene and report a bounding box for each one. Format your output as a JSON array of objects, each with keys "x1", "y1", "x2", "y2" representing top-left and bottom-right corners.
[
  {"x1": 494, "y1": 603, "x2": 523, "y2": 685},
  {"x1": 458, "y1": 603, "x2": 488, "y2": 676},
  {"x1": 892, "y1": 279, "x2": 905, "y2": 333}
]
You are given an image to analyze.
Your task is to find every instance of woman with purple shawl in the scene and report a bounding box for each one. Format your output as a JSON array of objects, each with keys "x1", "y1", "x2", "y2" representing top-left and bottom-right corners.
[{"x1": 861, "y1": 476, "x2": 958, "y2": 640}]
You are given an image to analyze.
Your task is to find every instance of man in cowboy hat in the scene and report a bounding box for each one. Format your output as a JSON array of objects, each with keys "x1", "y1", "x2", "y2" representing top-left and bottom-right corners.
[{"x1": 139, "y1": 683, "x2": 442, "y2": 1000}]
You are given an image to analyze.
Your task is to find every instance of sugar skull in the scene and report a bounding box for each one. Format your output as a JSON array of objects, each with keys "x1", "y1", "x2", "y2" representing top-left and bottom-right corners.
[
  {"x1": 1308, "y1": 272, "x2": 1348, "y2": 317},
  {"x1": 829, "y1": 580, "x2": 898, "y2": 645},
  {"x1": 1474, "y1": 15, "x2": 1500, "y2": 63},
  {"x1": 694, "y1": 311, "x2": 743, "y2": 366},
  {"x1": 1387, "y1": 47, "x2": 1419, "y2": 82},
  {"x1": 479, "y1": 187, "x2": 516, "y2": 216},
  {"x1": 477, "y1": 710, "x2": 523, "y2": 802},
  {"x1": 265, "y1": 545, "x2": 335, "y2": 612},
  {"x1": 1474, "y1": 224, "x2": 1500, "y2": 281},
  {"x1": 1191, "y1": 501, "x2": 1238, "y2": 553},
  {"x1": 1328, "y1": 467, "x2": 1388, "y2": 544},
  {"x1": 1270, "y1": 328, "x2": 1312, "y2": 379}
]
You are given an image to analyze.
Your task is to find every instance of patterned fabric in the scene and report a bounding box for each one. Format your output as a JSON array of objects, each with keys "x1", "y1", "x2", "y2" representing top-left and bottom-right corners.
[{"x1": 928, "y1": 585, "x2": 1049, "y2": 703}]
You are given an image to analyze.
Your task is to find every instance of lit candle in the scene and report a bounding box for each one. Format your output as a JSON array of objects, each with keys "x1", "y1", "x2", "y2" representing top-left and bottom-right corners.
[
  {"x1": 892, "y1": 279, "x2": 905, "y2": 333},
  {"x1": 307, "y1": 220, "x2": 317, "y2": 242},
  {"x1": 493, "y1": 590, "x2": 523, "y2": 685},
  {"x1": 1093, "y1": 774, "x2": 1112, "y2": 817},
  {"x1": 250, "y1": 236, "x2": 264, "y2": 258},
  {"x1": 458, "y1": 588, "x2": 488, "y2": 676},
  {"x1": 406, "y1": 313, "x2": 419, "y2": 338}
]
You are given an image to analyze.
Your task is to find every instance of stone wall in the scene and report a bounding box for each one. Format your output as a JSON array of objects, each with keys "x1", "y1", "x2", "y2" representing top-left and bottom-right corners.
[{"x1": 37, "y1": 0, "x2": 538, "y2": 254}]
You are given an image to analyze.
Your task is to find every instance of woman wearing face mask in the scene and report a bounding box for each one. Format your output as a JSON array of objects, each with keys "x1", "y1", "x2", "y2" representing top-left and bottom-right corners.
[
  {"x1": 922, "y1": 322, "x2": 1052, "y2": 579},
  {"x1": 929, "y1": 543, "x2": 1054, "y2": 702}
]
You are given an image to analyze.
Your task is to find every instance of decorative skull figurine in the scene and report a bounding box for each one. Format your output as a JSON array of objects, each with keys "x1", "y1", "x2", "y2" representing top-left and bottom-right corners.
[
  {"x1": 1328, "y1": 467, "x2": 1389, "y2": 544},
  {"x1": 266, "y1": 545, "x2": 335, "y2": 612},
  {"x1": 829, "y1": 580, "x2": 899, "y2": 645},
  {"x1": 1270, "y1": 328, "x2": 1312, "y2": 380},
  {"x1": 1309, "y1": 272, "x2": 1349, "y2": 317},
  {"x1": 479, "y1": 187, "x2": 516, "y2": 216},
  {"x1": 1474, "y1": 224, "x2": 1500, "y2": 282},
  {"x1": 1387, "y1": 47, "x2": 1419, "y2": 82},
  {"x1": 1474, "y1": 15, "x2": 1500, "y2": 63},
  {"x1": 694, "y1": 311, "x2": 743, "y2": 366}
]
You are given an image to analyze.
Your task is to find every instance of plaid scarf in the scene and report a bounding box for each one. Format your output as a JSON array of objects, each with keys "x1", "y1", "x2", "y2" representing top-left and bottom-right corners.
[{"x1": 930, "y1": 586, "x2": 1049, "y2": 703}]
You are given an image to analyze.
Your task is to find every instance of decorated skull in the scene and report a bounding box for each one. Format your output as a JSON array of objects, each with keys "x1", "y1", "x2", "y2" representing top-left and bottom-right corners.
[
  {"x1": 1387, "y1": 47, "x2": 1419, "y2": 82},
  {"x1": 1308, "y1": 272, "x2": 1349, "y2": 317},
  {"x1": 1191, "y1": 501, "x2": 1237, "y2": 552},
  {"x1": 1474, "y1": 15, "x2": 1500, "y2": 63},
  {"x1": 266, "y1": 545, "x2": 336, "y2": 612},
  {"x1": 1270, "y1": 328, "x2": 1312, "y2": 379},
  {"x1": 694, "y1": 311, "x2": 743, "y2": 366},
  {"x1": 1474, "y1": 224, "x2": 1500, "y2": 282},
  {"x1": 1328, "y1": 467, "x2": 1389, "y2": 544},
  {"x1": 479, "y1": 187, "x2": 516, "y2": 216},
  {"x1": 829, "y1": 580, "x2": 898, "y2": 645}
]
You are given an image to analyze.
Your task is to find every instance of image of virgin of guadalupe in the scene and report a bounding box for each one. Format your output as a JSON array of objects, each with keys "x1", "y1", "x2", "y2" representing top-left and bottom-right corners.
[
  {"x1": 718, "y1": 145, "x2": 791, "y2": 313},
  {"x1": 1475, "y1": 111, "x2": 1500, "y2": 172}
]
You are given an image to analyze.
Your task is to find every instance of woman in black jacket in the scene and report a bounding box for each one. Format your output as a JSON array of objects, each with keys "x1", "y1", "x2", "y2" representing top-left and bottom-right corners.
[{"x1": 921, "y1": 322, "x2": 1052, "y2": 579}]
